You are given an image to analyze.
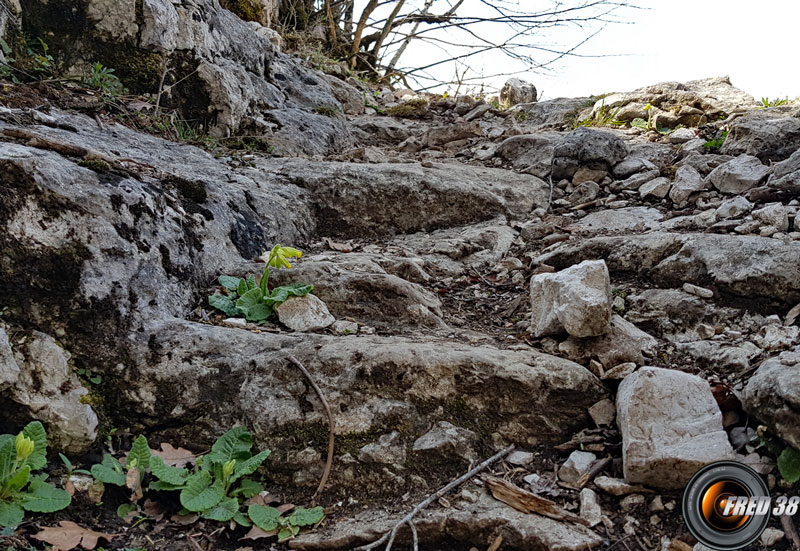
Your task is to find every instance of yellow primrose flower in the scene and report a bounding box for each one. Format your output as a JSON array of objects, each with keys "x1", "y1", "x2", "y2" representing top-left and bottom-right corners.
[
  {"x1": 267, "y1": 244, "x2": 303, "y2": 270},
  {"x1": 223, "y1": 459, "x2": 236, "y2": 479},
  {"x1": 15, "y1": 433, "x2": 35, "y2": 462}
]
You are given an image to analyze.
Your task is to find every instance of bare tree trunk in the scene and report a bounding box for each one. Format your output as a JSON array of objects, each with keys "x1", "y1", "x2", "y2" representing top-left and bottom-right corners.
[
  {"x1": 349, "y1": 0, "x2": 379, "y2": 69},
  {"x1": 369, "y1": 0, "x2": 406, "y2": 60},
  {"x1": 324, "y1": 0, "x2": 337, "y2": 45},
  {"x1": 343, "y1": 0, "x2": 354, "y2": 35},
  {"x1": 384, "y1": 0, "x2": 434, "y2": 73}
]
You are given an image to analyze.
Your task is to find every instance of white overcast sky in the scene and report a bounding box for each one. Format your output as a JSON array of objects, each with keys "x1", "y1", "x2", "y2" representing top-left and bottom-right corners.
[{"x1": 381, "y1": 0, "x2": 800, "y2": 100}]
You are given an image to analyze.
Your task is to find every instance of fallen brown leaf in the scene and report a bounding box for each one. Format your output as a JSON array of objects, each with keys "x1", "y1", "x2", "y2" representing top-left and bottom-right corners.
[
  {"x1": 143, "y1": 498, "x2": 164, "y2": 521},
  {"x1": 484, "y1": 476, "x2": 589, "y2": 526},
  {"x1": 126, "y1": 467, "x2": 143, "y2": 502},
  {"x1": 276, "y1": 503, "x2": 294, "y2": 514},
  {"x1": 241, "y1": 526, "x2": 277, "y2": 540},
  {"x1": 171, "y1": 513, "x2": 199, "y2": 525},
  {"x1": 32, "y1": 521, "x2": 114, "y2": 550},
  {"x1": 324, "y1": 237, "x2": 354, "y2": 252},
  {"x1": 152, "y1": 443, "x2": 197, "y2": 468}
]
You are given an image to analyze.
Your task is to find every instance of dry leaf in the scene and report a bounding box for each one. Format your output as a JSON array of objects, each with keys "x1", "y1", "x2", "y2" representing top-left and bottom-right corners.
[
  {"x1": 143, "y1": 498, "x2": 164, "y2": 521},
  {"x1": 276, "y1": 503, "x2": 294, "y2": 514},
  {"x1": 241, "y1": 526, "x2": 277, "y2": 540},
  {"x1": 171, "y1": 513, "x2": 199, "y2": 525},
  {"x1": 324, "y1": 237, "x2": 354, "y2": 252},
  {"x1": 33, "y1": 521, "x2": 114, "y2": 550},
  {"x1": 126, "y1": 467, "x2": 143, "y2": 502},
  {"x1": 484, "y1": 476, "x2": 589, "y2": 526},
  {"x1": 87, "y1": 481, "x2": 105, "y2": 504},
  {"x1": 152, "y1": 443, "x2": 197, "y2": 467},
  {"x1": 65, "y1": 479, "x2": 76, "y2": 497}
]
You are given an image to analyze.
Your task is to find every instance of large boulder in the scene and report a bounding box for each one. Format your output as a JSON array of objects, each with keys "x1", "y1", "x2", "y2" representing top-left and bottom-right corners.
[
  {"x1": 708, "y1": 155, "x2": 770, "y2": 194},
  {"x1": 552, "y1": 127, "x2": 628, "y2": 180},
  {"x1": 494, "y1": 132, "x2": 562, "y2": 178},
  {"x1": 261, "y1": 159, "x2": 549, "y2": 237},
  {"x1": 743, "y1": 352, "x2": 800, "y2": 450},
  {"x1": 530, "y1": 260, "x2": 612, "y2": 337},
  {"x1": 769, "y1": 148, "x2": 800, "y2": 193},
  {"x1": 617, "y1": 366, "x2": 735, "y2": 488},
  {"x1": 721, "y1": 106, "x2": 800, "y2": 162},
  {"x1": 1, "y1": 329, "x2": 97, "y2": 454},
  {"x1": 538, "y1": 233, "x2": 800, "y2": 305},
  {"x1": 500, "y1": 78, "x2": 538, "y2": 106},
  {"x1": 14, "y1": 0, "x2": 350, "y2": 153},
  {"x1": 590, "y1": 77, "x2": 757, "y2": 128}
]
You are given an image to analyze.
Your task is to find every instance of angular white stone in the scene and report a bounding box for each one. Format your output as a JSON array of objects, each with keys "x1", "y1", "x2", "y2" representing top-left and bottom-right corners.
[
  {"x1": 617, "y1": 366, "x2": 735, "y2": 489},
  {"x1": 708, "y1": 154, "x2": 770, "y2": 194},
  {"x1": 276, "y1": 294, "x2": 335, "y2": 332},
  {"x1": 530, "y1": 260, "x2": 612, "y2": 337}
]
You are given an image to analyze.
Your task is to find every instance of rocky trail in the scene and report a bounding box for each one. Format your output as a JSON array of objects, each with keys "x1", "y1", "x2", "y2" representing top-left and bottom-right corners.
[{"x1": 2, "y1": 1, "x2": 800, "y2": 550}]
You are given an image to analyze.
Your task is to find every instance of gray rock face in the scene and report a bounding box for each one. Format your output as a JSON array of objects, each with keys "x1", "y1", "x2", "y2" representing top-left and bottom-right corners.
[
  {"x1": 575, "y1": 207, "x2": 663, "y2": 234},
  {"x1": 511, "y1": 97, "x2": 589, "y2": 129},
  {"x1": 708, "y1": 155, "x2": 770, "y2": 194},
  {"x1": 413, "y1": 421, "x2": 478, "y2": 461},
  {"x1": 552, "y1": 128, "x2": 628, "y2": 180},
  {"x1": 3, "y1": 331, "x2": 97, "y2": 454},
  {"x1": 494, "y1": 132, "x2": 562, "y2": 178},
  {"x1": 743, "y1": 353, "x2": 800, "y2": 449},
  {"x1": 530, "y1": 260, "x2": 612, "y2": 337},
  {"x1": 590, "y1": 77, "x2": 756, "y2": 127},
  {"x1": 669, "y1": 165, "x2": 707, "y2": 203},
  {"x1": 321, "y1": 74, "x2": 365, "y2": 115},
  {"x1": 358, "y1": 431, "x2": 406, "y2": 465},
  {"x1": 617, "y1": 367, "x2": 734, "y2": 488},
  {"x1": 292, "y1": 491, "x2": 602, "y2": 551},
  {"x1": 715, "y1": 196, "x2": 753, "y2": 220},
  {"x1": 721, "y1": 107, "x2": 800, "y2": 162},
  {"x1": 263, "y1": 159, "x2": 549, "y2": 237},
  {"x1": 0, "y1": 328, "x2": 19, "y2": 390},
  {"x1": 500, "y1": 78, "x2": 538, "y2": 106},
  {"x1": 129, "y1": 320, "x2": 607, "y2": 447},
  {"x1": 558, "y1": 315, "x2": 657, "y2": 368},
  {"x1": 275, "y1": 294, "x2": 335, "y2": 331},
  {"x1": 559, "y1": 450, "x2": 597, "y2": 483},
  {"x1": 769, "y1": 149, "x2": 800, "y2": 193},
  {"x1": 538, "y1": 233, "x2": 800, "y2": 304},
  {"x1": 753, "y1": 203, "x2": 789, "y2": 231}
]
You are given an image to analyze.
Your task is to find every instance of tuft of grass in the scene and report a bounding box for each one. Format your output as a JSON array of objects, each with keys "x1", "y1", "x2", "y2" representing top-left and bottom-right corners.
[
  {"x1": 760, "y1": 96, "x2": 789, "y2": 108},
  {"x1": 385, "y1": 98, "x2": 429, "y2": 118},
  {"x1": 704, "y1": 130, "x2": 729, "y2": 152},
  {"x1": 313, "y1": 104, "x2": 341, "y2": 117}
]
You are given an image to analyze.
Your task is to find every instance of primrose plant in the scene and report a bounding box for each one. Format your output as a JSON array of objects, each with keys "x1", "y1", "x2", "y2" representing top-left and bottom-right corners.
[
  {"x1": 208, "y1": 245, "x2": 313, "y2": 322},
  {"x1": 0, "y1": 422, "x2": 71, "y2": 527}
]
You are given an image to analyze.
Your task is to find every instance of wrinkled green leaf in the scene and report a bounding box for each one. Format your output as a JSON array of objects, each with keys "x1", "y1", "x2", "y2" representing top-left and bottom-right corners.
[
  {"x1": 232, "y1": 478, "x2": 263, "y2": 499},
  {"x1": 279, "y1": 525, "x2": 299, "y2": 540},
  {"x1": 22, "y1": 422, "x2": 47, "y2": 471},
  {"x1": 235, "y1": 288, "x2": 272, "y2": 321},
  {"x1": 0, "y1": 439, "x2": 14, "y2": 481},
  {"x1": 233, "y1": 510, "x2": 252, "y2": 527},
  {"x1": 779, "y1": 446, "x2": 800, "y2": 483},
  {"x1": 19, "y1": 479, "x2": 71, "y2": 513},
  {"x1": 247, "y1": 274, "x2": 257, "y2": 290},
  {"x1": 2, "y1": 466, "x2": 30, "y2": 495},
  {"x1": 150, "y1": 455, "x2": 189, "y2": 486},
  {"x1": 202, "y1": 496, "x2": 239, "y2": 521},
  {"x1": 240, "y1": 303, "x2": 272, "y2": 322},
  {"x1": 218, "y1": 275, "x2": 242, "y2": 291},
  {"x1": 266, "y1": 284, "x2": 313, "y2": 306},
  {"x1": 117, "y1": 503, "x2": 138, "y2": 519},
  {"x1": 248, "y1": 504, "x2": 281, "y2": 531},
  {"x1": 238, "y1": 279, "x2": 248, "y2": 296},
  {"x1": 91, "y1": 455, "x2": 126, "y2": 486},
  {"x1": 149, "y1": 480, "x2": 188, "y2": 491},
  {"x1": 630, "y1": 117, "x2": 648, "y2": 130},
  {"x1": 290, "y1": 506, "x2": 324, "y2": 527},
  {"x1": 230, "y1": 450, "x2": 270, "y2": 483},
  {"x1": 127, "y1": 435, "x2": 151, "y2": 471},
  {"x1": 208, "y1": 427, "x2": 253, "y2": 465},
  {"x1": 209, "y1": 294, "x2": 238, "y2": 317},
  {"x1": 0, "y1": 501, "x2": 24, "y2": 528},
  {"x1": 180, "y1": 471, "x2": 224, "y2": 513}
]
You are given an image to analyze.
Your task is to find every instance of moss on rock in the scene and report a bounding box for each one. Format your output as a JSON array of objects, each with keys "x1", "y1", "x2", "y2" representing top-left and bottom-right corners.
[
  {"x1": 220, "y1": 0, "x2": 264, "y2": 23},
  {"x1": 385, "y1": 98, "x2": 429, "y2": 119}
]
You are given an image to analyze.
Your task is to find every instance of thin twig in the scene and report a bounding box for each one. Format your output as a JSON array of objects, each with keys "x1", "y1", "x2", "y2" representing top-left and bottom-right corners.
[
  {"x1": 782, "y1": 514, "x2": 800, "y2": 551},
  {"x1": 154, "y1": 54, "x2": 170, "y2": 115},
  {"x1": 575, "y1": 457, "x2": 611, "y2": 488},
  {"x1": 288, "y1": 356, "x2": 335, "y2": 506},
  {"x1": 409, "y1": 520, "x2": 418, "y2": 551},
  {"x1": 355, "y1": 444, "x2": 515, "y2": 551}
]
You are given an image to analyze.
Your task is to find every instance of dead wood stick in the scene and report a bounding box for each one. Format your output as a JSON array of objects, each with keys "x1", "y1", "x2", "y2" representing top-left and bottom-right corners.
[
  {"x1": 484, "y1": 475, "x2": 589, "y2": 526},
  {"x1": 355, "y1": 444, "x2": 516, "y2": 551},
  {"x1": 782, "y1": 514, "x2": 800, "y2": 551},
  {"x1": 288, "y1": 356, "x2": 334, "y2": 506},
  {"x1": 575, "y1": 457, "x2": 612, "y2": 488}
]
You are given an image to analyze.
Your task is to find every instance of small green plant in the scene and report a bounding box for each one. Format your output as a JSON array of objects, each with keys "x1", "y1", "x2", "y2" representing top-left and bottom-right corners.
[
  {"x1": 0, "y1": 422, "x2": 72, "y2": 528},
  {"x1": 89, "y1": 428, "x2": 324, "y2": 536},
  {"x1": 704, "y1": 130, "x2": 729, "y2": 152},
  {"x1": 26, "y1": 38, "x2": 54, "y2": 77},
  {"x1": 630, "y1": 102, "x2": 654, "y2": 131},
  {"x1": 313, "y1": 104, "x2": 340, "y2": 117},
  {"x1": 760, "y1": 97, "x2": 789, "y2": 108},
  {"x1": 208, "y1": 245, "x2": 313, "y2": 323},
  {"x1": 0, "y1": 38, "x2": 17, "y2": 81},
  {"x1": 84, "y1": 62, "x2": 127, "y2": 98},
  {"x1": 576, "y1": 99, "x2": 624, "y2": 128}
]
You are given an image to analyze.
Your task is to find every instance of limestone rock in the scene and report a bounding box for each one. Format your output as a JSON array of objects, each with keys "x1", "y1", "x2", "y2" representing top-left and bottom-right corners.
[
  {"x1": 743, "y1": 353, "x2": 800, "y2": 449},
  {"x1": 753, "y1": 203, "x2": 789, "y2": 232},
  {"x1": 264, "y1": 159, "x2": 549, "y2": 237},
  {"x1": 559, "y1": 450, "x2": 597, "y2": 483},
  {"x1": 321, "y1": 74, "x2": 365, "y2": 115},
  {"x1": 358, "y1": 431, "x2": 406, "y2": 466},
  {"x1": 769, "y1": 148, "x2": 800, "y2": 192},
  {"x1": 639, "y1": 177, "x2": 671, "y2": 199},
  {"x1": 6, "y1": 331, "x2": 98, "y2": 454},
  {"x1": 580, "y1": 488, "x2": 602, "y2": 527},
  {"x1": 715, "y1": 196, "x2": 752, "y2": 220},
  {"x1": 413, "y1": 421, "x2": 477, "y2": 462},
  {"x1": 576, "y1": 207, "x2": 663, "y2": 234},
  {"x1": 617, "y1": 366, "x2": 735, "y2": 488},
  {"x1": 275, "y1": 294, "x2": 335, "y2": 332},
  {"x1": 721, "y1": 107, "x2": 800, "y2": 162},
  {"x1": 594, "y1": 476, "x2": 652, "y2": 496},
  {"x1": 559, "y1": 315, "x2": 658, "y2": 368},
  {"x1": 530, "y1": 260, "x2": 612, "y2": 338},
  {"x1": 0, "y1": 328, "x2": 19, "y2": 389},
  {"x1": 494, "y1": 132, "x2": 562, "y2": 178},
  {"x1": 500, "y1": 78, "x2": 538, "y2": 106},
  {"x1": 552, "y1": 127, "x2": 629, "y2": 180},
  {"x1": 613, "y1": 157, "x2": 658, "y2": 179},
  {"x1": 708, "y1": 155, "x2": 770, "y2": 194}
]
